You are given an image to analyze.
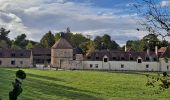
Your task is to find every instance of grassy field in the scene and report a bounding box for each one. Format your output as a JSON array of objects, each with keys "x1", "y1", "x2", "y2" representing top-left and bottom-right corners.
[{"x1": 0, "y1": 68, "x2": 170, "y2": 100}]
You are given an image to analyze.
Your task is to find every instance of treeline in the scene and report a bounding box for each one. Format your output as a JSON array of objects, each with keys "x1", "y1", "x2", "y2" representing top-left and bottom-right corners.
[
  {"x1": 0, "y1": 27, "x2": 120, "y2": 54},
  {"x1": 125, "y1": 34, "x2": 170, "y2": 52},
  {"x1": 0, "y1": 27, "x2": 169, "y2": 53}
]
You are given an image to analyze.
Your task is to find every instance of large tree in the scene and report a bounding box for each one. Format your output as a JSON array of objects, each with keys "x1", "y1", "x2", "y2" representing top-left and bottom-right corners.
[
  {"x1": 40, "y1": 31, "x2": 55, "y2": 48},
  {"x1": 94, "y1": 34, "x2": 119, "y2": 50},
  {"x1": 0, "y1": 27, "x2": 11, "y2": 47},
  {"x1": 13, "y1": 34, "x2": 28, "y2": 49},
  {"x1": 134, "y1": 0, "x2": 170, "y2": 39}
]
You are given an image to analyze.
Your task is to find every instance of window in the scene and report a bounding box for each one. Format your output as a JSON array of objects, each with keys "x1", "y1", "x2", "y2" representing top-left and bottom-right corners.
[
  {"x1": 11, "y1": 53, "x2": 15, "y2": 57},
  {"x1": 104, "y1": 58, "x2": 108, "y2": 62},
  {"x1": 130, "y1": 57, "x2": 133, "y2": 60},
  {"x1": 96, "y1": 56, "x2": 99, "y2": 60},
  {"x1": 11, "y1": 60, "x2": 15, "y2": 65},
  {"x1": 0, "y1": 60, "x2": 2, "y2": 65},
  {"x1": 121, "y1": 57, "x2": 125, "y2": 60},
  {"x1": 146, "y1": 64, "x2": 149, "y2": 68},
  {"x1": 90, "y1": 64, "x2": 93, "y2": 68},
  {"x1": 0, "y1": 53, "x2": 2, "y2": 57},
  {"x1": 95, "y1": 64, "x2": 98, "y2": 68},
  {"x1": 146, "y1": 57, "x2": 149, "y2": 61},
  {"x1": 121, "y1": 64, "x2": 124, "y2": 68},
  {"x1": 20, "y1": 53, "x2": 24, "y2": 56},
  {"x1": 87, "y1": 56, "x2": 91, "y2": 59},
  {"x1": 137, "y1": 59, "x2": 142, "y2": 63},
  {"x1": 167, "y1": 66, "x2": 169, "y2": 70},
  {"x1": 153, "y1": 57, "x2": 157, "y2": 61},
  {"x1": 20, "y1": 61, "x2": 23, "y2": 64},
  {"x1": 112, "y1": 57, "x2": 116, "y2": 60}
]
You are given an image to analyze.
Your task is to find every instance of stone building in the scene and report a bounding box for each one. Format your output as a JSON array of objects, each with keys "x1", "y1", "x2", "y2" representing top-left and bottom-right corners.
[
  {"x1": 31, "y1": 48, "x2": 51, "y2": 66},
  {"x1": 0, "y1": 49, "x2": 31, "y2": 67},
  {"x1": 51, "y1": 37, "x2": 74, "y2": 69}
]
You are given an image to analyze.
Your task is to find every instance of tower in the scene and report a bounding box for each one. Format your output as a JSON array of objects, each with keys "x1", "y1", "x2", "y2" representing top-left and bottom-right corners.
[{"x1": 51, "y1": 34, "x2": 73, "y2": 68}]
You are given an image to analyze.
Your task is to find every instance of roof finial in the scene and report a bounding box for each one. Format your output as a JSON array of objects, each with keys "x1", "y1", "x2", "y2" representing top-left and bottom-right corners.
[
  {"x1": 66, "y1": 27, "x2": 71, "y2": 33},
  {"x1": 60, "y1": 32, "x2": 65, "y2": 38}
]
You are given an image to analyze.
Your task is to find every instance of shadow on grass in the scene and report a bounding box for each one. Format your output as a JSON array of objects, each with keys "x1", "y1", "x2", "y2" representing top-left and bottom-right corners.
[
  {"x1": 27, "y1": 73, "x2": 67, "y2": 83},
  {"x1": 24, "y1": 74, "x2": 103, "y2": 100},
  {"x1": 106, "y1": 71, "x2": 157, "y2": 76},
  {"x1": 0, "y1": 68, "x2": 103, "y2": 100}
]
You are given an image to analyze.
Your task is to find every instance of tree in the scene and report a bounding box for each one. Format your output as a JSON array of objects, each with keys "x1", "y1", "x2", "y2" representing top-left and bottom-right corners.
[
  {"x1": 9, "y1": 70, "x2": 26, "y2": 100},
  {"x1": 0, "y1": 40, "x2": 9, "y2": 49},
  {"x1": 55, "y1": 33, "x2": 61, "y2": 41},
  {"x1": 94, "y1": 34, "x2": 119, "y2": 50},
  {"x1": 40, "y1": 31, "x2": 55, "y2": 48},
  {"x1": 126, "y1": 40, "x2": 145, "y2": 52},
  {"x1": 87, "y1": 41, "x2": 95, "y2": 53},
  {"x1": 26, "y1": 42, "x2": 34, "y2": 49},
  {"x1": 0, "y1": 27, "x2": 11, "y2": 47},
  {"x1": 134, "y1": 0, "x2": 170, "y2": 39},
  {"x1": 94, "y1": 36, "x2": 103, "y2": 50},
  {"x1": 14, "y1": 34, "x2": 28, "y2": 49},
  {"x1": 142, "y1": 34, "x2": 160, "y2": 51},
  {"x1": 72, "y1": 33, "x2": 89, "y2": 48}
]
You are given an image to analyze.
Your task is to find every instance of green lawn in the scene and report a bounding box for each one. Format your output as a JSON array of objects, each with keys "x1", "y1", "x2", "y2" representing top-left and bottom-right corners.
[{"x1": 0, "y1": 68, "x2": 170, "y2": 100}]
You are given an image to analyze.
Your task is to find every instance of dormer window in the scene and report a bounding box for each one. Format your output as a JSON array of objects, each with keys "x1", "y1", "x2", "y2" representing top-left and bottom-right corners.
[
  {"x1": 11, "y1": 53, "x2": 15, "y2": 57},
  {"x1": 96, "y1": 57, "x2": 99, "y2": 60},
  {"x1": 104, "y1": 58, "x2": 108, "y2": 62},
  {"x1": 137, "y1": 59, "x2": 142, "y2": 63}
]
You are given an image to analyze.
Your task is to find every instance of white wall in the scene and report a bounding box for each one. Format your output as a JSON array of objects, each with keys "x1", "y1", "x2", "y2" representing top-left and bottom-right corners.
[
  {"x1": 159, "y1": 58, "x2": 170, "y2": 71},
  {"x1": 82, "y1": 61, "x2": 159, "y2": 71}
]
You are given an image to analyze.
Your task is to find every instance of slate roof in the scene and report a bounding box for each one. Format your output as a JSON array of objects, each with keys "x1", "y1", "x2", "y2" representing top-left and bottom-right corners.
[
  {"x1": 32, "y1": 48, "x2": 51, "y2": 55},
  {"x1": 85, "y1": 50, "x2": 158, "y2": 61},
  {"x1": 0, "y1": 49, "x2": 31, "y2": 58},
  {"x1": 52, "y1": 38, "x2": 73, "y2": 49}
]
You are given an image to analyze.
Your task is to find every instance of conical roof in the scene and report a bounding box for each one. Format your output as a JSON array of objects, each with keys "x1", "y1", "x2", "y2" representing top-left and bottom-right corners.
[{"x1": 52, "y1": 38, "x2": 73, "y2": 49}]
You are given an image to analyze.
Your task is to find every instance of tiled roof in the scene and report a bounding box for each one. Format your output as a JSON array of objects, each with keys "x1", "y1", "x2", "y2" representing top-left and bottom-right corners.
[
  {"x1": 0, "y1": 49, "x2": 31, "y2": 58},
  {"x1": 85, "y1": 50, "x2": 157, "y2": 61},
  {"x1": 52, "y1": 38, "x2": 73, "y2": 49},
  {"x1": 32, "y1": 48, "x2": 51, "y2": 54}
]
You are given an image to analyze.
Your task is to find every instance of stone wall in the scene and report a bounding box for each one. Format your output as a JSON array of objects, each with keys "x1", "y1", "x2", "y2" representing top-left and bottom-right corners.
[
  {"x1": 51, "y1": 49, "x2": 73, "y2": 67},
  {"x1": 0, "y1": 58, "x2": 31, "y2": 67}
]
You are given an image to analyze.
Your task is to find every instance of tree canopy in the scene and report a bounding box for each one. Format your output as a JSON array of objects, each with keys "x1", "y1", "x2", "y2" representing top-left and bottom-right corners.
[{"x1": 40, "y1": 31, "x2": 55, "y2": 48}]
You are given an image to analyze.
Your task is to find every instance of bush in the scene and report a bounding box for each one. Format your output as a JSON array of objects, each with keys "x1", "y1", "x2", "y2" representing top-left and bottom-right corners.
[
  {"x1": 9, "y1": 70, "x2": 26, "y2": 100},
  {"x1": 16, "y1": 70, "x2": 26, "y2": 80}
]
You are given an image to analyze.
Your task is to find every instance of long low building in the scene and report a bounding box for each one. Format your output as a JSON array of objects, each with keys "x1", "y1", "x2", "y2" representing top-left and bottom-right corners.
[
  {"x1": 0, "y1": 49, "x2": 31, "y2": 67},
  {"x1": 0, "y1": 36, "x2": 170, "y2": 72}
]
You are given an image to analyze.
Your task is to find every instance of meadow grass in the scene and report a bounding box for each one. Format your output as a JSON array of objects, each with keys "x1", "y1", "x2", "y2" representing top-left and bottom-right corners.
[{"x1": 0, "y1": 68, "x2": 170, "y2": 100}]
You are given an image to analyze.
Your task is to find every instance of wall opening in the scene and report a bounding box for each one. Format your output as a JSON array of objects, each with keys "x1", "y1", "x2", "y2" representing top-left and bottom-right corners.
[{"x1": 104, "y1": 58, "x2": 108, "y2": 62}]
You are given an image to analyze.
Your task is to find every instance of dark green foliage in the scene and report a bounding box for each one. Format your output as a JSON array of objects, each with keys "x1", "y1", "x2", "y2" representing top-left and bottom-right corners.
[
  {"x1": 126, "y1": 33, "x2": 170, "y2": 52},
  {"x1": 40, "y1": 31, "x2": 55, "y2": 48},
  {"x1": 146, "y1": 72, "x2": 170, "y2": 91},
  {"x1": 0, "y1": 27, "x2": 11, "y2": 48},
  {"x1": 16, "y1": 70, "x2": 26, "y2": 80},
  {"x1": 94, "y1": 34, "x2": 119, "y2": 50},
  {"x1": 9, "y1": 70, "x2": 26, "y2": 100}
]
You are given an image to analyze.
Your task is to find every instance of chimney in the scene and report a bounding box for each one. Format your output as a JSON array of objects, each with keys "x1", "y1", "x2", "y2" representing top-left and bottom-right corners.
[
  {"x1": 147, "y1": 48, "x2": 150, "y2": 56},
  {"x1": 155, "y1": 46, "x2": 158, "y2": 56},
  {"x1": 125, "y1": 45, "x2": 127, "y2": 52}
]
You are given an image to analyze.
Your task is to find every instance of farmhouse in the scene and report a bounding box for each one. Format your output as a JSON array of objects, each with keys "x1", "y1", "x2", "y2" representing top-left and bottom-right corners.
[{"x1": 0, "y1": 34, "x2": 169, "y2": 71}]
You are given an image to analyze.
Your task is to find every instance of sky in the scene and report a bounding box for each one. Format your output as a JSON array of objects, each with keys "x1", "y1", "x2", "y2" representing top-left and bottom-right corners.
[{"x1": 0, "y1": 0, "x2": 169, "y2": 46}]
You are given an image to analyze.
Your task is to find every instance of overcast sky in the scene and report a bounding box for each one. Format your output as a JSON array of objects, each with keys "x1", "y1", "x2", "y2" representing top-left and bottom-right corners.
[{"x1": 0, "y1": 0, "x2": 169, "y2": 46}]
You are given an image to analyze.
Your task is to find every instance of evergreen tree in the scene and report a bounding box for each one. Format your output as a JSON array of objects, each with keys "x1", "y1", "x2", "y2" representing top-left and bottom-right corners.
[{"x1": 40, "y1": 31, "x2": 55, "y2": 48}]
